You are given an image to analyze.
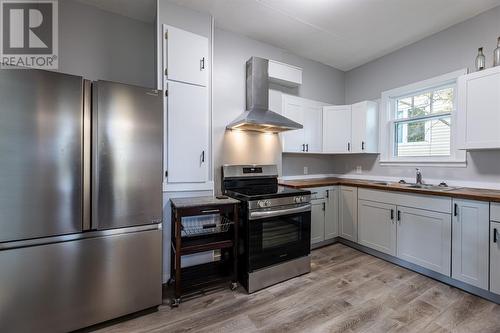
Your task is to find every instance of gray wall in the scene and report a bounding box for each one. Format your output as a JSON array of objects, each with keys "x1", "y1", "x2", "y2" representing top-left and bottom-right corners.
[
  {"x1": 59, "y1": 0, "x2": 155, "y2": 87},
  {"x1": 294, "y1": 5, "x2": 500, "y2": 185},
  {"x1": 213, "y1": 28, "x2": 345, "y2": 192}
]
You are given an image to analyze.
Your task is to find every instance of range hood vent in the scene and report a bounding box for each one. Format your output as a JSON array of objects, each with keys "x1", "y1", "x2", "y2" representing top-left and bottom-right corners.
[{"x1": 226, "y1": 57, "x2": 303, "y2": 133}]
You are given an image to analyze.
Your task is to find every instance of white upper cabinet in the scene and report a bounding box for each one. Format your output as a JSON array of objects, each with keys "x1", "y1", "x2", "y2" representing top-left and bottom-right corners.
[
  {"x1": 451, "y1": 199, "x2": 489, "y2": 289},
  {"x1": 282, "y1": 95, "x2": 324, "y2": 153},
  {"x1": 165, "y1": 25, "x2": 208, "y2": 87},
  {"x1": 268, "y1": 60, "x2": 302, "y2": 87},
  {"x1": 323, "y1": 105, "x2": 352, "y2": 153},
  {"x1": 166, "y1": 81, "x2": 209, "y2": 183},
  {"x1": 458, "y1": 66, "x2": 500, "y2": 149},
  {"x1": 351, "y1": 101, "x2": 378, "y2": 153}
]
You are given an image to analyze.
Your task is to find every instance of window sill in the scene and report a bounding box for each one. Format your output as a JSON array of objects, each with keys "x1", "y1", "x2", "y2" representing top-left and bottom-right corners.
[{"x1": 379, "y1": 160, "x2": 467, "y2": 168}]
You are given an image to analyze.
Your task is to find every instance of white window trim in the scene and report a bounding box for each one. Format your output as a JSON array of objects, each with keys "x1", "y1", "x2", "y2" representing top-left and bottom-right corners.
[{"x1": 379, "y1": 69, "x2": 468, "y2": 167}]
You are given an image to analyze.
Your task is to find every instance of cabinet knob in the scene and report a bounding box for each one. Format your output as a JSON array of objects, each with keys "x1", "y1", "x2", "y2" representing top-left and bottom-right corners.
[
  {"x1": 494, "y1": 228, "x2": 498, "y2": 243},
  {"x1": 200, "y1": 57, "x2": 206, "y2": 70}
]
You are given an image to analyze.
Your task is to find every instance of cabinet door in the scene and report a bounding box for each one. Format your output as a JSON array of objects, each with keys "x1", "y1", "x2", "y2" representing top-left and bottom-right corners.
[
  {"x1": 351, "y1": 101, "x2": 378, "y2": 153},
  {"x1": 490, "y1": 222, "x2": 500, "y2": 295},
  {"x1": 167, "y1": 81, "x2": 208, "y2": 183},
  {"x1": 166, "y1": 25, "x2": 208, "y2": 87},
  {"x1": 303, "y1": 103, "x2": 323, "y2": 153},
  {"x1": 460, "y1": 67, "x2": 500, "y2": 149},
  {"x1": 339, "y1": 186, "x2": 358, "y2": 242},
  {"x1": 451, "y1": 199, "x2": 489, "y2": 289},
  {"x1": 282, "y1": 96, "x2": 305, "y2": 152},
  {"x1": 323, "y1": 106, "x2": 352, "y2": 153},
  {"x1": 325, "y1": 187, "x2": 339, "y2": 240},
  {"x1": 397, "y1": 207, "x2": 451, "y2": 276},
  {"x1": 358, "y1": 200, "x2": 397, "y2": 256},
  {"x1": 311, "y1": 200, "x2": 325, "y2": 244}
]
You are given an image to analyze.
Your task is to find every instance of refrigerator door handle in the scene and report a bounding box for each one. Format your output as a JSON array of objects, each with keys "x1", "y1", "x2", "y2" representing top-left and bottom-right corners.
[{"x1": 82, "y1": 79, "x2": 92, "y2": 231}]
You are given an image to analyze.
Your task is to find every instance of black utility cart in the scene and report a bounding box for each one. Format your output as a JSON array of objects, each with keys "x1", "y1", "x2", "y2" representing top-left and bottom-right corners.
[{"x1": 169, "y1": 196, "x2": 240, "y2": 307}]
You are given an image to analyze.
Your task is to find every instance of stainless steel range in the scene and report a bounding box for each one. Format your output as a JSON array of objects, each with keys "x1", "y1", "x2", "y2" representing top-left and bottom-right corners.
[{"x1": 222, "y1": 164, "x2": 311, "y2": 293}]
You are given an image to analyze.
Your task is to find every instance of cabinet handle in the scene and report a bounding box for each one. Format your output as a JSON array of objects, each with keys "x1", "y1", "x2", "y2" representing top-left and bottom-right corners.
[
  {"x1": 390, "y1": 209, "x2": 394, "y2": 221},
  {"x1": 347, "y1": 142, "x2": 351, "y2": 152},
  {"x1": 362, "y1": 141, "x2": 365, "y2": 150},
  {"x1": 454, "y1": 203, "x2": 458, "y2": 217},
  {"x1": 495, "y1": 228, "x2": 498, "y2": 243},
  {"x1": 200, "y1": 57, "x2": 205, "y2": 70},
  {"x1": 302, "y1": 144, "x2": 305, "y2": 152},
  {"x1": 306, "y1": 144, "x2": 309, "y2": 152},
  {"x1": 326, "y1": 190, "x2": 329, "y2": 198},
  {"x1": 322, "y1": 202, "x2": 325, "y2": 211},
  {"x1": 201, "y1": 209, "x2": 219, "y2": 214},
  {"x1": 201, "y1": 150, "x2": 205, "y2": 163},
  {"x1": 397, "y1": 210, "x2": 401, "y2": 222}
]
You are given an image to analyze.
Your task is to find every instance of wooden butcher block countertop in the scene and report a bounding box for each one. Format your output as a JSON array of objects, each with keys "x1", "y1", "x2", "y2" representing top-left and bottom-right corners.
[{"x1": 279, "y1": 177, "x2": 500, "y2": 203}]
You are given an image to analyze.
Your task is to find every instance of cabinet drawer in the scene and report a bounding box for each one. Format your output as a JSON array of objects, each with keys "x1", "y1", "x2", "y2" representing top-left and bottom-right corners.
[
  {"x1": 358, "y1": 188, "x2": 451, "y2": 213},
  {"x1": 305, "y1": 187, "x2": 330, "y2": 200},
  {"x1": 491, "y1": 203, "x2": 500, "y2": 222}
]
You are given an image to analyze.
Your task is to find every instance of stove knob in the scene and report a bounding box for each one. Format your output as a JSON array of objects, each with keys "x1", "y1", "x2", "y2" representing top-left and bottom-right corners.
[
  {"x1": 257, "y1": 200, "x2": 266, "y2": 208},
  {"x1": 294, "y1": 196, "x2": 301, "y2": 204},
  {"x1": 265, "y1": 200, "x2": 271, "y2": 207}
]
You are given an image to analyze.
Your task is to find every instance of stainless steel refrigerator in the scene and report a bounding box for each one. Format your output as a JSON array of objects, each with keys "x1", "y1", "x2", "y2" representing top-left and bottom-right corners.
[{"x1": 0, "y1": 69, "x2": 163, "y2": 332}]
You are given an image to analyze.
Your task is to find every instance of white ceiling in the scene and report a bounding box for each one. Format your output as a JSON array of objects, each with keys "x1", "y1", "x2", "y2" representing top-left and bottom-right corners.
[
  {"x1": 166, "y1": 0, "x2": 500, "y2": 71},
  {"x1": 76, "y1": 0, "x2": 156, "y2": 23}
]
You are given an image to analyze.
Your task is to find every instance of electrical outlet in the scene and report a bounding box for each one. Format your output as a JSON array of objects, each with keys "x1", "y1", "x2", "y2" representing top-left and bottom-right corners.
[
  {"x1": 355, "y1": 166, "x2": 362, "y2": 174},
  {"x1": 303, "y1": 166, "x2": 308, "y2": 175}
]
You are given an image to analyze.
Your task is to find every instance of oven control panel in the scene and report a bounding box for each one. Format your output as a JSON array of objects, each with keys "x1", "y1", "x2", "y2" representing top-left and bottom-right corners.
[
  {"x1": 257, "y1": 200, "x2": 272, "y2": 208},
  {"x1": 293, "y1": 196, "x2": 307, "y2": 204}
]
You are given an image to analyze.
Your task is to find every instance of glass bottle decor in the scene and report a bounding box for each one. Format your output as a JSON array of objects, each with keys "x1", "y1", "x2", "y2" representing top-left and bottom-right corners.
[
  {"x1": 475, "y1": 47, "x2": 486, "y2": 71},
  {"x1": 494, "y1": 37, "x2": 500, "y2": 67}
]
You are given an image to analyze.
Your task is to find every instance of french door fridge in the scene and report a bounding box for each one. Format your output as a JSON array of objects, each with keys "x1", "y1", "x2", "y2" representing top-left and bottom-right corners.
[{"x1": 0, "y1": 69, "x2": 163, "y2": 333}]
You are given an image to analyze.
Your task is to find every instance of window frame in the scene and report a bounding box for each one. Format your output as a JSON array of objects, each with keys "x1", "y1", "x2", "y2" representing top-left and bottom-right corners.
[{"x1": 379, "y1": 69, "x2": 467, "y2": 167}]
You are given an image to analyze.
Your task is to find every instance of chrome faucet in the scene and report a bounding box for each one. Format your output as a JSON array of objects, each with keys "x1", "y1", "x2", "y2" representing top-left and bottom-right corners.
[{"x1": 416, "y1": 168, "x2": 422, "y2": 185}]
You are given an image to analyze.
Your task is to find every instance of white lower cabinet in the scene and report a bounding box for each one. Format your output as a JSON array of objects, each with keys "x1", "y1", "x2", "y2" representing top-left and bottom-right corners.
[
  {"x1": 397, "y1": 206, "x2": 451, "y2": 276},
  {"x1": 358, "y1": 200, "x2": 397, "y2": 256},
  {"x1": 311, "y1": 199, "x2": 326, "y2": 244},
  {"x1": 325, "y1": 187, "x2": 339, "y2": 240},
  {"x1": 340, "y1": 186, "x2": 358, "y2": 242},
  {"x1": 451, "y1": 199, "x2": 489, "y2": 289},
  {"x1": 490, "y1": 222, "x2": 500, "y2": 294}
]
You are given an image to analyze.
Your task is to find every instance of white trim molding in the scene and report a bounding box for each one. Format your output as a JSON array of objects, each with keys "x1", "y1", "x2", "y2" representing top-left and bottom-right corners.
[{"x1": 379, "y1": 69, "x2": 468, "y2": 166}]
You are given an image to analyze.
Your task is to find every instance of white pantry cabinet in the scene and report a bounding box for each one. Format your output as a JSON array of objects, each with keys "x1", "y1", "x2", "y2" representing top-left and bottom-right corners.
[
  {"x1": 339, "y1": 186, "x2": 358, "y2": 242},
  {"x1": 457, "y1": 66, "x2": 500, "y2": 149},
  {"x1": 166, "y1": 81, "x2": 209, "y2": 183},
  {"x1": 397, "y1": 206, "x2": 451, "y2": 276},
  {"x1": 351, "y1": 101, "x2": 378, "y2": 153},
  {"x1": 282, "y1": 95, "x2": 324, "y2": 153},
  {"x1": 164, "y1": 25, "x2": 208, "y2": 87},
  {"x1": 358, "y1": 200, "x2": 396, "y2": 256},
  {"x1": 451, "y1": 199, "x2": 489, "y2": 289},
  {"x1": 323, "y1": 105, "x2": 352, "y2": 153},
  {"x1": 325, "y1": 187, "x2": 340, "y2": 240},
  {"x1": 268, "y1": 60, "x2": 302, "y2": 87}
]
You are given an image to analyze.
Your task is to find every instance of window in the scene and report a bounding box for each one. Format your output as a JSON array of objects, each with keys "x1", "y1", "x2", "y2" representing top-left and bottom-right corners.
[{"x1": 380, "y1": 69, "x2": 467, "y2": 166}]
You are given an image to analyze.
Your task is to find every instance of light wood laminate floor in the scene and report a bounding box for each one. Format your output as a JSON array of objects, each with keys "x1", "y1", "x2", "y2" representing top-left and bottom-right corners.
[{"x1": 92, "y1": 244, "x2": 500, "y2": 333}]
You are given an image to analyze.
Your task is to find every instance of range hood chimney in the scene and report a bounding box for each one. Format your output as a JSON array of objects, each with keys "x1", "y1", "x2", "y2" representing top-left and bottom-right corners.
[{"x1": 226, "y1": 57, "x2": 303, "y2": 133}]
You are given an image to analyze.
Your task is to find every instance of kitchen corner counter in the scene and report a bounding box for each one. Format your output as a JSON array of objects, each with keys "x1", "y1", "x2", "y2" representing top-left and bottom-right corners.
[{"x1": 279, "y1": 177, "x2": 500, "y2": 203}]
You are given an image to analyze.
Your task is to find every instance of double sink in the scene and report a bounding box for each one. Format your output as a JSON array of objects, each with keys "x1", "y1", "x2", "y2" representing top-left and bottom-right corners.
[{"x1": 371, "y1": 181, "x2": 460, "y2": 192}]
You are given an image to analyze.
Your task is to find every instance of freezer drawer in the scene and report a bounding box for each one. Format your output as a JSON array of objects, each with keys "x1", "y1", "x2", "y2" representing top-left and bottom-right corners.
[
  {"x1": 0, "y1": 228, "x2": 162, "y2": 333},
  {"x1": 0, "y1": 69, "x2": 84, "y2": 242},
  {"x1": 93, "y1": 81, "x2": 163, "y2": 230}
]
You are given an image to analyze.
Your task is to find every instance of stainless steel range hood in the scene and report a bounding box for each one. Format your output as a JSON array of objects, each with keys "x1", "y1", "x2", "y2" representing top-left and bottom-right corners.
[{"x1": 226, "y1": 57, "x2": 303, "y2": 133}]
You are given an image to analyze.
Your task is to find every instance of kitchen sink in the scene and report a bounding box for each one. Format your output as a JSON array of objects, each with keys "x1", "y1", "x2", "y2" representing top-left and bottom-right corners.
[{"x1": 404, "y1": 184, "x2": 459, "y2": 191}]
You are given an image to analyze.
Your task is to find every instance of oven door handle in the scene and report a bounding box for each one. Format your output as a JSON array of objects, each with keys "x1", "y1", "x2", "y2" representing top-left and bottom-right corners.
[{"x1": 249, "y1": 204, "x2": 312, "y2": 220}]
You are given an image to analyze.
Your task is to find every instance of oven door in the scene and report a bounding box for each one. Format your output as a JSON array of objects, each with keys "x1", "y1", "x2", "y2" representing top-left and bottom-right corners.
[{"x1": 247, "y1": 203, "x2": 311, "y2": 271}]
